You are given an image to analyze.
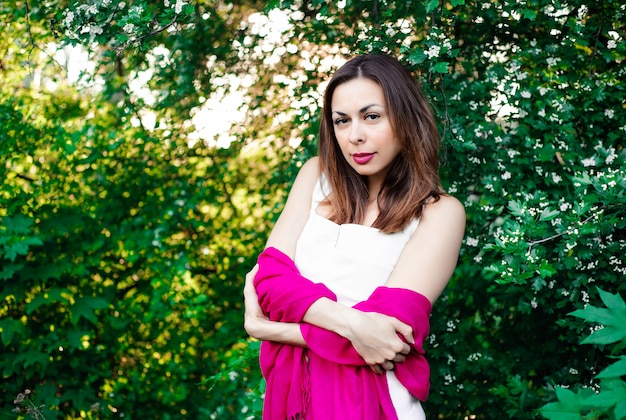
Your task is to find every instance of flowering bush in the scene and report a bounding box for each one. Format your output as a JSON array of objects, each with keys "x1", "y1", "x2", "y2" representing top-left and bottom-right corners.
[{"x1": 1, "y1": 0, "x2": 624, "y2": 418}]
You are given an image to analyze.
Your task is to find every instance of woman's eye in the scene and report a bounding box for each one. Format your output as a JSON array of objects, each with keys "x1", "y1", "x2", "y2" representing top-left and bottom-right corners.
[
  {"x1": 334, "y1": 117, "x2": 348, "y2": 125},
  {"x1": 365, "y1": 113, "x2": 380, "y2": 120}
]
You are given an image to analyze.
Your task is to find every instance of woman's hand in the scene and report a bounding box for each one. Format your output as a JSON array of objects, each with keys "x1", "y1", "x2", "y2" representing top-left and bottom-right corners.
[{"x1": 344, "y1": 310, "x2": 413, "y2": 373}]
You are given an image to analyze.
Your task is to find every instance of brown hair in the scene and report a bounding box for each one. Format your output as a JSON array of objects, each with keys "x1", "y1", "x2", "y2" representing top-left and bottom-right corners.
[{"x1": 318, "y1": 54, "x2": 443, "y2": 233}]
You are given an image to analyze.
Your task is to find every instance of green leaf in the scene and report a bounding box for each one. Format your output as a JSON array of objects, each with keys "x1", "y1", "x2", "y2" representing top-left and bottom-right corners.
[
  {"x1": 584, "y1": 380, "x2": 626, "y2": 409},
  {"x1": 0, "y1": 262, "x2": 23, "y2": 280},
  {"x1": 2, "y1": 236, "x2": 43, "y2": 262},
  {"x1": 451, "y1": 0, "x2": 465, "y2": 6},
  {"x1": 538, "y1": 387, "x2": 585, "y2": 419},
  {"x1": 0, "y1": 318, "x2": 24, "y2": 346},
  {"x1": 615, "y1": 400, "x2": 626, "y2": 420},
  {"x1": 508, "y1": 200, "x2": 526, "y2": 217},
  {"x1": 425, "y1": 0, "x2": 438, "y2": 13},
  {"x1": 539, "y1": 208, "x2": 560, "y2": 221},
  {"x1": 432, "y1": 62, "x2": 449, "y2": 73},
  {"x1": 3, "y1": 214, "x2": 33, "y2": 234},
  {"x1": 596, "y1": 356, "x2": 626, "y2": 378},
  {"x1": 25, "y1": 288, "x2": 69, "y2": 314},
  {"x1": 581, "y1": 327, "x2": 626, "y2": 345},
  {"x1": 598, "y1": 288, "x2": 626, "y2": 311},
  {"x1": 521, "y1": 8, "x2": 538, "y2": 20},
  {"x1": 569, "y1": 306, "x2": 621, "y2": 326},
  {"x1": 408, "y1": 49, "x2": 427, "y2": 65},
  {"x1": 71, "y1": 296, "x2": 110, "y2": 326}
]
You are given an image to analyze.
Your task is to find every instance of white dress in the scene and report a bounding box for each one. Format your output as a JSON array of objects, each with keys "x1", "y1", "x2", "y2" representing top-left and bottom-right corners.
[{"x1": 294, "y1": 175, "x2": 427, "y2": 420}]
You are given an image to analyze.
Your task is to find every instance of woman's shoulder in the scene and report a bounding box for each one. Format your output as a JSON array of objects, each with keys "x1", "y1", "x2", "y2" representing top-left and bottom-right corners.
[
  {"x1": 421, "y1": 194, "x2": 466, "y2": 227},
  {"x1": 289, "y1": 156, "x2": 321, "y2": 196},
  {"x1": 299, "y1": 156, "x2": 320, "y2": 177}
]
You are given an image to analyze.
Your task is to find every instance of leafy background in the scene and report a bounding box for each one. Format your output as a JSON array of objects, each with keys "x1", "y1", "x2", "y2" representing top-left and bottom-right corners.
[{"x1": 1, "y1": 0, "x2": 625, "y2": 419}]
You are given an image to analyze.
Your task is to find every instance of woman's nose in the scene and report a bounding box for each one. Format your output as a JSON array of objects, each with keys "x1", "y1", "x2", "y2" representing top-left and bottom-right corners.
[{"x1": 348, "y1": 121, "x2": 365, "y2": 144}]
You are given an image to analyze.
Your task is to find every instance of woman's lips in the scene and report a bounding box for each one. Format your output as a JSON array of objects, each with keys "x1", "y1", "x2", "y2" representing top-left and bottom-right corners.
[{"x1": 352, "y1": 153, "x2": 375, "y2": 164}]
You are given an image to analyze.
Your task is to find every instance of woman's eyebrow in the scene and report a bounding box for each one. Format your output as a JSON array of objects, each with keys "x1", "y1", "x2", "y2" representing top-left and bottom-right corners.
[{"x1": 332, "y1": 104, "x2": 383, "y2": 115}]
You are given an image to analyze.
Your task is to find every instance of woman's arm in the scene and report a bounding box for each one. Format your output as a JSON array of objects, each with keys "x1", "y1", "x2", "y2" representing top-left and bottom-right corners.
[
  {"x1": 264, "y1": 157, "x2": 320, "y2": 258},
  {"x1": 301, "y1": 195, "x2": 465, "y2": 365},
  {"x1": 243, "y1": 265, "x2": 306, "y2": 346},
  {"x1": 243, "y1": 158, "x2": 319, "y2": 345},
  {"x1": 385, "y1": 195, "x2": 466, "y2": 300}
]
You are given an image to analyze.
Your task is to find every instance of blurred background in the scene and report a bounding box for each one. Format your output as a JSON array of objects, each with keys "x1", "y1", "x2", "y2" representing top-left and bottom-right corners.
[{"x1": 1, "y1": 1, "x2": 625, "y2": 418}]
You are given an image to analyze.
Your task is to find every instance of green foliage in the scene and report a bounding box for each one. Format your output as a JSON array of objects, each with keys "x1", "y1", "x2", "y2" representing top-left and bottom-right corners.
[
  {"x1": 539, "y1": 289, "x2": 626, "y2": 420},
  {"x1": 1, "y1": 0, "x2": 625, "y2": 419}
]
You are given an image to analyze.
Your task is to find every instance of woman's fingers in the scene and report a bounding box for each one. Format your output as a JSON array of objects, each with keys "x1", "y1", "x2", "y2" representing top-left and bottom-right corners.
[
  {"x1": 370, "y1": 360, "x2": 396, "y2": 374},
  {"x1": 391, "y1": 317, "x2": 415, "y2": 345},
  {"x1": 391, "y1": 353, "x2": 406, "y2": 363}
]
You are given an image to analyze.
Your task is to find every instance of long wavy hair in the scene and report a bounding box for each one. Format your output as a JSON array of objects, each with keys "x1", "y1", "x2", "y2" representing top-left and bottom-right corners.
[{"x1": 318, "y1": 54, "x2": 443, "y2": 233}]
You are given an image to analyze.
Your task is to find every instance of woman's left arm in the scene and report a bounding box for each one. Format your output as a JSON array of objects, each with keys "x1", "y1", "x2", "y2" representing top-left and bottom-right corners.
[
  {"x1": 244, "y1": 265, "x2": 307, "y2": 346},
  {"x1": 385, "y1": 195, "x2": 466, "y2": 302}
]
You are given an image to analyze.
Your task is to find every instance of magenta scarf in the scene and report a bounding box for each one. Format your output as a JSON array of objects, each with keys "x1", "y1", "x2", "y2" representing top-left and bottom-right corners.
[{"x1": 254, "y1": 247, "x2": 432, "y2": 420}]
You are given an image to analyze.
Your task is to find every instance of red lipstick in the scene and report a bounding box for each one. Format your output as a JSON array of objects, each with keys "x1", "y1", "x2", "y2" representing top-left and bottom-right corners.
[{"x1": 352, "y1": 153, "x2": 375, "y2": 164}]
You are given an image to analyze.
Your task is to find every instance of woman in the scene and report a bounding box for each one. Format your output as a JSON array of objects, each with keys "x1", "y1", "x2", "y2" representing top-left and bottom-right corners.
[{"x1": 244, "y1": 54, "x2": 465, "y2": 419}]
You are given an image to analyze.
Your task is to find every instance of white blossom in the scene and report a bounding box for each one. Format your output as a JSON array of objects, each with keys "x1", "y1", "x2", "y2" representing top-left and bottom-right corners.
[
  {"x1": 175, "y1": 0, "x2": 187, "y2": 14},
  {"x1": 466, "y1": 237, "x2": 479, "y2": 247},
  {"x1": 63, "y1": 10, "x2": 75, "y2": 27},
  {"x1": 582, "y1": 157, "x2": 596, "y2": 167},
  {"x1": 425, "y1": 45, "x2": 441, "y2": 59}
]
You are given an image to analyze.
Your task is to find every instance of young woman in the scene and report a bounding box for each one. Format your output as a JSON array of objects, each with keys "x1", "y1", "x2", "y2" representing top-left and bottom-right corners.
[{"x1": 244, "y1": 54, "x2": 466, "y2": 419}]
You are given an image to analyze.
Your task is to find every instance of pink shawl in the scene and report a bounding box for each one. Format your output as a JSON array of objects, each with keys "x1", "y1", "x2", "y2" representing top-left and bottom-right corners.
[{"x1": 254, "y1": 247, "x2": 432, "y2": 420}]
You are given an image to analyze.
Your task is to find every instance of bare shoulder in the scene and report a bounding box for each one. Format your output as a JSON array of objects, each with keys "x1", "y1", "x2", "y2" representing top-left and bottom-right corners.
[
  {"x1": 264, "y1": 156, "x2": 321, "y2": 255},
  {"x1": 421, "y1": 194, "x2": 466, "y2": 226},
  {"x1": 297, "y1": 156, "x2": 320, "y2": 181},
  {"x1": 386, "y1": 194, "x2": 465, "y2": 301},
  {"x1": 289, "y1": 156, "x2": 320, "y2": 197}
]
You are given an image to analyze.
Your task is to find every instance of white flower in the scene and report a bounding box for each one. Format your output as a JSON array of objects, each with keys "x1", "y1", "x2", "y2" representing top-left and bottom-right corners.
[
  {"x1": 605, "y1": 109, "x2": 615, "y2": 119},
  {"x1": 129, "y1": 5, "x2": 144, "y2": 14},
  {"x1": 86, "y1": 5, "x2": 98, "y2": 16},
  {"x1": 175, "y1": 0, "x2": 187, "y2": 14},
  {"x1": 466, "y1": 237, "x2": 479, "y2": 247},
  {"x1": 606, "y1": 148, "x2": 617, "y2": 164},
  {"x1": 502, "y1": 171, "x2": 512, "y2": 180},
  {"x1": 547, "y1": 57, "x2": 560, "y2": 67},
  {"x1": 521, "y1": 91, "x2": 531, "y2": 98},
  {"x1": 608, "y1": 40, "x2": 617, "y2": 49},
  {"x1": 425, "y1": 45, "x2": 441, "y2": 59},
  {"x1": 123, "y1": 23, "x2": 135, "y2": 33},
  {"x1": 582, "y1": 157, "x2": 596, "y2": 167},
  {"x1": 552, "y1": 173, "x2": 562, "y2": 183},
  {"x1": 63, "y1": 10, "x2": 75, "y2": 27},
  {"x1": 90, "y1": 25, "x2": 103, "y2": 36}
]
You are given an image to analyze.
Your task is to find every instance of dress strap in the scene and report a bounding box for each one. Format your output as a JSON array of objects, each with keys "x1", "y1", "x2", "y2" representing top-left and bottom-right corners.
[{"x1": 310, "y1": 174, "x2": 331, "y2": 211}]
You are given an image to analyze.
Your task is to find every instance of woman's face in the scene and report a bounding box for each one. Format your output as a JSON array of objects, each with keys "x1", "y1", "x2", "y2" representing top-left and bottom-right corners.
[{"x1": 331, "y1": 77, "x2": 401, "y2": 186}]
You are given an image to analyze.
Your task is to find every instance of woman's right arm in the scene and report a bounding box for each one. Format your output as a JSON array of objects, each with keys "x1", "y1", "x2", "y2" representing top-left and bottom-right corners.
[{"x1": 264, "y1": 157, "x2": 320, "y2": 258}]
